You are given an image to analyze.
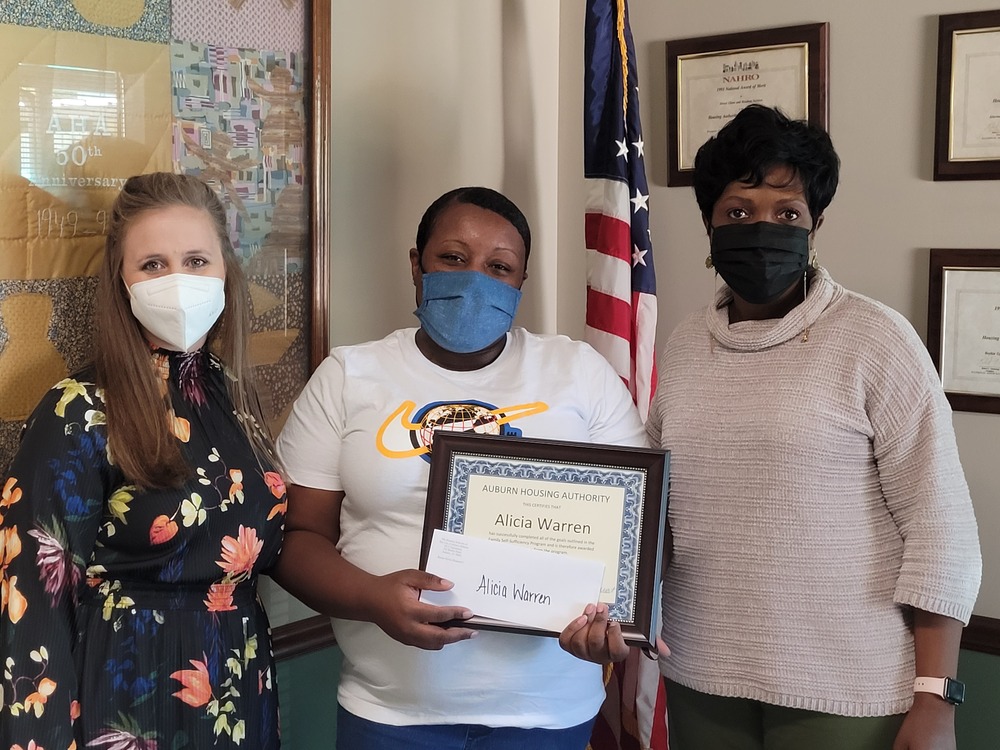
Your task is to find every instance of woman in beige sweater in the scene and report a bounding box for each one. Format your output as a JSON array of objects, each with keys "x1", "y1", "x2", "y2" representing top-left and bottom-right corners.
[{"x1": 646, "y1": 105, "x2": 981, "y2": 750}]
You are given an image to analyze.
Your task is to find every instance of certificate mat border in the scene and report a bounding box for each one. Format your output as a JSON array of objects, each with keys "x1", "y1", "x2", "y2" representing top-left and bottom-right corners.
[
  {"x1": 419, "y1": 432, "x2": 670, "y2": 649},
  {"x1": 665, "y1": 22, "x2": 829, "y2": 187},
  {"x1": 926, "y1": 247, "x2": 1000, "y2": 414},
  {"x1": 933, "y1": 9, "x2": 1000, "y2": 181},
  {"x1": 443, "y1": 454, "x2": 646, "y2": 623}
]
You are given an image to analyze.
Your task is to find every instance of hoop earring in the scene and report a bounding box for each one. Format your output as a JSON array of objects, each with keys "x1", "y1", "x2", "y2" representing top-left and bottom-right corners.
[{"x1": 801, "y1": 269, "x2": 810, "y2": 342}]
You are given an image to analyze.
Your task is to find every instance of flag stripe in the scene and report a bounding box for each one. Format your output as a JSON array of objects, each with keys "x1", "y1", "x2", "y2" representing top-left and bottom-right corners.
[
  {"x1": 633, "y1": 291, "x2": 657, "y2": 423},
  {"x1": 633, "y1": 654, "x2": 666, "y2": 747},
  {"x1": 586, "y1": 248, "x2": 633, "y2": 305},
  {"x1": 586, "y1": 287, "x2": 633, "y2": 338},
  {"x1": 585, "y1": 212, "x2": 631, "y2": 264},
  {"x1": 586, "y1": 178, "x2": 631, "y2": 221},
  {"x1": 585, "y1": 0, "x2": 666, "y2": 748},
  {"x1": 584, "y1": 326, "x2": 631, "y2": 383},
  {"x1": 648, "y1": 664, "x2": 669, "y2": 747}
]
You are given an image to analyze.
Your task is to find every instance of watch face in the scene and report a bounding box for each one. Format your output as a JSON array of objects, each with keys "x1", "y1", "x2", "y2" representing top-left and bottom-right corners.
[{"x1": 944, "y1": 678, "x2": 966, "y2": 705}]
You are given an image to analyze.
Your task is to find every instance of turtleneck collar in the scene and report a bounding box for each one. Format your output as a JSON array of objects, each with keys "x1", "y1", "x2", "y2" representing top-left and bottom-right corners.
[{"x1": 706, "y1": 266, "x2": 840, "y2": 352}]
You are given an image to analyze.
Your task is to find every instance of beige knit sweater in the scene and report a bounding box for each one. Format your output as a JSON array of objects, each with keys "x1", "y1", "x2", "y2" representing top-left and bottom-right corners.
[{"x1": 647, "y1": 268, "x2": 982, "y2": 717}]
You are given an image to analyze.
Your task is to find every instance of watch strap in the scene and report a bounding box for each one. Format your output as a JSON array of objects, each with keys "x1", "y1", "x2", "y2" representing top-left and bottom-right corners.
[{"x1": 913, "y1": 676, "x2": 965, "y2": 705}]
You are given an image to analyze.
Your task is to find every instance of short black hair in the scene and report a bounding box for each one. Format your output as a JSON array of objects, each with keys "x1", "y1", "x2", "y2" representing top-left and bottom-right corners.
[
  {"x1": 415, "y1": 187, "x2": 531, "y2": 264},
  {"x1": 693, "y1": 105, "x2": 839, "y2": 229}
]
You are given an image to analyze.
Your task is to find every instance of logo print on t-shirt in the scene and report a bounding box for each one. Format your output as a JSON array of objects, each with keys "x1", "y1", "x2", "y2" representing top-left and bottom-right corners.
[{"x1": 375, "y1": 399, "x2": 548, "y2": 462}]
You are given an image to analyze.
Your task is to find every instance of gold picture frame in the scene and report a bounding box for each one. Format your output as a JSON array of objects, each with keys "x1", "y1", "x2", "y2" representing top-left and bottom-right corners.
[
  {"x1": 665, "y1": 23, "x2": 829, "y2": 187},
  {"x1": 933, "y1": 10, "x2": 1000, "y2": 181}
]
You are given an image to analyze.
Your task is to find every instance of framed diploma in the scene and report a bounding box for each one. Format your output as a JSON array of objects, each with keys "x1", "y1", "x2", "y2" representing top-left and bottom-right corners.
[
  {"x1": 927, "y1": 248, "x2": 1000, "y2": 413},
  {"x1": 934, "y1": 10, "x2": 1000, "y2": 181},
  {"x1": 418, "y1": 432, "x2": 669, "y2": 649},
  {"x1": 665, "y1": 23, "x2": 829, "y2": 187}
]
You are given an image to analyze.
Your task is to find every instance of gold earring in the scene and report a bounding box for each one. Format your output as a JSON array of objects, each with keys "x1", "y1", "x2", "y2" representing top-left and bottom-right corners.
[
  {"x1": 705, "y1": 255, "x2": 714, "y2": 269},
  {"x1": 810, "y1": 248, "x2": 819, "y2": 269}
]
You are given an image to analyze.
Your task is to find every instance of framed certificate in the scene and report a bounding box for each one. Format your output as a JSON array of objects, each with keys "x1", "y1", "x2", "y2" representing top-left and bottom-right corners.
[
  {"x1": 418, "y1": 432, "x2": 669, "y2": 649},
  {"x1": 927, "y1": 248, "x2": 1000, "y2": 413},
  {"x1": 665, "y1": 23, "x2": 829, "y2": 187},
  {"x1": 934, "y1": 10, "x2": 1000, "y2": 181}
]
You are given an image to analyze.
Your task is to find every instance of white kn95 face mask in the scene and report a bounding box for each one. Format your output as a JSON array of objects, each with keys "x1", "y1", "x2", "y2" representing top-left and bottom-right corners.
[{"x1": 127, "y1": 273, "x2": 226, "y2": 353}]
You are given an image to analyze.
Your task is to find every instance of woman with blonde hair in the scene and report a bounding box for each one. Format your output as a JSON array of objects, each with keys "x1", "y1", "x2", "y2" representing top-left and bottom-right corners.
[{"x1": 1, "y1": 172, "x2": 285, "y2": 749}]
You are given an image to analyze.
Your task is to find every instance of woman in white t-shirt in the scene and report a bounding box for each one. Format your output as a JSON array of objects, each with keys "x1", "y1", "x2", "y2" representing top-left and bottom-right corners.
[{"x1": 273, "y1": 187, "x2": 649, "y2": 750}]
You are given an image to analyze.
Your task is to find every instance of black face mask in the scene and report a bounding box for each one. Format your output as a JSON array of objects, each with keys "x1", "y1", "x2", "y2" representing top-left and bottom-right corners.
[{"x1": 710, "y1": 222, "x2": 810, "y2": 304}]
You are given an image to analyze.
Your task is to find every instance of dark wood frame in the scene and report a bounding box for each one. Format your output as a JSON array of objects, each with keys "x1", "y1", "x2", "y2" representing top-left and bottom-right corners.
[
  {"x1": 933, "y1": 10, "x2": 1000, "y2": 181},
  {"x1": 308, "y1": 0, "x2": 331, "y2": 368},
  {"x1": 962, "y1": 615, "x2": 1000, "y2": 656},
  {"x1": 272, "y1": 0, "x2": 335, "y2": 662},
  {"x1": 926, "y1": 248, "x2": 1000, "y2": 415},
  {"x1": 928, "y1": 247, "x2": 1000, "y2": 655},
  {"x1": 418, "y1": 432, "x2": 669, "y2": 649},
  {"x1": 665, "y1": 23, "x2": 829, "y2": 187},
  {"x1": 273, "y1": 614, "x2": 336, "y2": 661}
]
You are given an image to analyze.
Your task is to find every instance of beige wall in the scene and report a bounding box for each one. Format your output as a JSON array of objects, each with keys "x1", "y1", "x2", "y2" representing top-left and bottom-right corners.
[
  {"x1": 329, "y1": 0, "x2": 998, "y2": 618},
  {"x1": 329, "y1": 0, "x2": 560, "y2": 345},
  {"x1": 611, "y1": 0, "x2": 1000, "y2": 618}
]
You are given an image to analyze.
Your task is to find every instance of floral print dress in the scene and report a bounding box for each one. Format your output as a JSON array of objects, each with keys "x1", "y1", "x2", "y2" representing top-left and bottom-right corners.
[{"x1": 0, "y1": 350, "x2": 286, "y2": 750}]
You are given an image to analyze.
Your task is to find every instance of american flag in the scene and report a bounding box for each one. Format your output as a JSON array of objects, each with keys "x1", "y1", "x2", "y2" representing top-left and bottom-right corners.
[
  {"x1": 584, "y1": 0, "x2": 657, "y2": 423},
  {"x1": 584, "y1": 1, "x2": 667, "y2": 749}
]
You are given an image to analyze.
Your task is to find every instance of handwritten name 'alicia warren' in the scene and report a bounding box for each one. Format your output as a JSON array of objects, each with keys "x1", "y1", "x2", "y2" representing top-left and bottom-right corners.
[{"x1": 476, "y1": 575, "x2": 552, "y2": 605}]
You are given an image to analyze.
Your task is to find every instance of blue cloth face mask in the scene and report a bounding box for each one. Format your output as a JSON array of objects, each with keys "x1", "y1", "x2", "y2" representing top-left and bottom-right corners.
[{"x1": 414, "y1": 270, "x2": 522, "y2": 353}]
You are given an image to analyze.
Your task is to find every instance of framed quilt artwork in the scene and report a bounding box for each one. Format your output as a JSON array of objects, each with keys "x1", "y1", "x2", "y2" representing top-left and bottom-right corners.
[
  {"x1": 0, "y1": 10, "x2": 327, "y2": 477},
  {"x1": 0, "y1": 0, "x2": 329, "y2": 659}
]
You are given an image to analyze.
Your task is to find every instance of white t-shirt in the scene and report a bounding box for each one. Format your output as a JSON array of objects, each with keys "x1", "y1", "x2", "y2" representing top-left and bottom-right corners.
[{"x1": 277, "y1": 327, "x2": 646, "y2": 728}]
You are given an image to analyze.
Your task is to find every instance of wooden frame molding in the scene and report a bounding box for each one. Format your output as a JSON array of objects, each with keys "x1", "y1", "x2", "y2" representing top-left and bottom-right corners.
[
  {"x1": 308, "y1": 0, "x2": 331, "y2": 368},
  {"x1": 272, "y1": 0, "x2": 333, "y2": 661},
  {"x1": 273, "y1": 615, "x2": 337, "y2": 662},
  {"x1": 962, "y1": 615, "x2": 1000, "y2": 657}
]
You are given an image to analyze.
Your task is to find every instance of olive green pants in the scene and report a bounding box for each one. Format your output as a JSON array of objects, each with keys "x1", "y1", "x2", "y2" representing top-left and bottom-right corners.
[{"x1": 665, "y1": 679, "x2": 906, "y2": 750}]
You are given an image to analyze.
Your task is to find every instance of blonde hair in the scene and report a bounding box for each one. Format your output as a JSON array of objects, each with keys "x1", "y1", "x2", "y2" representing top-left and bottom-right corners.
[{"x1": 94, "y1": 172, "x2": 278, "y2": 488}]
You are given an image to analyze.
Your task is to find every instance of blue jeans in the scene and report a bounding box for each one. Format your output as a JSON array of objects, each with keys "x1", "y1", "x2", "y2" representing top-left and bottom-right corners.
[{"x1": 336, "y1": 705, "x2": 597, "y2": 750}]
